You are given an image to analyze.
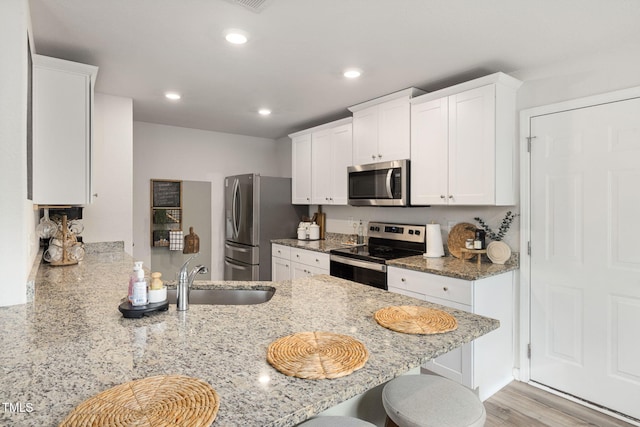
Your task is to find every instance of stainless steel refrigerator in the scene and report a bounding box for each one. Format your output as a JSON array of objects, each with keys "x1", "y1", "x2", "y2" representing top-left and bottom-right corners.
[{"x1": 224, "y1": 174, "x2": 307, "y2": 280}]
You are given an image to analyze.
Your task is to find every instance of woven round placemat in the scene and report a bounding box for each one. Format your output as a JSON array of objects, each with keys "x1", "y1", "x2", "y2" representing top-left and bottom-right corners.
[
  {"x1": 59, "y1": 375, "x2": 220, "y2": 427},
  {"x1": 267, "y1": 331, "x2": 369, "y2": 380},
  {"x1": 374, "y1": 305, "x2": 458, "y2": 334},
  {"x1": 447, "y1": 222, "x2": 477, "y2": 259}
]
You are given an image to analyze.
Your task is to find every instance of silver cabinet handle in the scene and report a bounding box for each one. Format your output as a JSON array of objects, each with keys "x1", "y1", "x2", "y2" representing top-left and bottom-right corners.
[
  {"x1": 443, "y1": 287, "x2": 448, "y2": 291},
  {"x1": 401, "y1": 278, "x2": 406, "y2": 282},
  {"x1": 448, "y1": 195, "x2": 453, "y2": 199},
  {"x1": 371, "y1": 154, "x2": 376, "y2": 160},
  {"x1": 440, "y1": 195, "x2": 446, "y2": 199},
  {"x1": 377, "y1": 154, "x2": 382, "y2": 158}
]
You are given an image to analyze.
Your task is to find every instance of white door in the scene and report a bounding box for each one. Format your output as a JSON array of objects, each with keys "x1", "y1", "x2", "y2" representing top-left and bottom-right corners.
[
  {"x1": 311, "y1": 128, "x2": 332, "y2": 204},
  {"x1": 352, "y1": 106, "x2": 379, "y2": 165},
  {"x1": 378, "y1": 97, "x2": 411, "y2": 162},
  {"x1": 530, "y1": 96, "x2": 640, "y2": 420}
]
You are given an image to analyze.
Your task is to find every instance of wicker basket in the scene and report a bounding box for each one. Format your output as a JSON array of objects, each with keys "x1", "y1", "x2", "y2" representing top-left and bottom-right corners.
[{"x1": 374, "y1": 305, "x2": 458, "y2": 334}]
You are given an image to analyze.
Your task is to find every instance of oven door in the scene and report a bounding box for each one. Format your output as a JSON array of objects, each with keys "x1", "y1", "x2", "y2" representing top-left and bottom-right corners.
[
  {"x1": 330, "y1": 254, "x2": 387, "y2": 290},
  {"x1": 348, "y1": 159, "x2": 409, "y2": 206}
]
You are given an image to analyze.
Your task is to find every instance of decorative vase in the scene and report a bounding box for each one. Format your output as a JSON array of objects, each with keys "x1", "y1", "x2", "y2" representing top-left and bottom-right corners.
[{"x1": 486, "y1": 241, "x2": 511, "y2": 264}]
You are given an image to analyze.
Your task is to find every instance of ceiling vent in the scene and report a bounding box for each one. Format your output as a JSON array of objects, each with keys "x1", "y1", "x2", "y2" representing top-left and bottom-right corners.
[{"x1": 223, "y1": 0, "x2": 273, "y2": 13}]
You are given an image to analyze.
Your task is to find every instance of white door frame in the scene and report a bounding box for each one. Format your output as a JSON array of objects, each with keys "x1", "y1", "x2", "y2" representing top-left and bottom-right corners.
[{"x1": 518, "y1": 85, "x2": 640, "y2": 384}]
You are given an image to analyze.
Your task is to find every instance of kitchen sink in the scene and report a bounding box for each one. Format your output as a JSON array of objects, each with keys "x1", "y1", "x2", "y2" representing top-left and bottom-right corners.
[{"x1": 166, "y1": 287, "x2": 275, "y2": 305}]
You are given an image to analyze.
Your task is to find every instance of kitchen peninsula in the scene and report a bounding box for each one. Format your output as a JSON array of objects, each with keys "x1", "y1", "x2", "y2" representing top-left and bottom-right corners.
[{"x1": 0, "y1": 247, "x2": 499, "y2": 426}]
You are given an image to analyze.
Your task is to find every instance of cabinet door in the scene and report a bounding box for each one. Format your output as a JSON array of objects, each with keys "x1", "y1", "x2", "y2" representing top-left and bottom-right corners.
[
  {"x1": 33, "y1": 61, "x2": 92, "y2": 205},
  {"x1": 311, "y1": 128, "x2": 332, "y2": 204},
  {"x1": 271, "y1": 256, "x2": 291, "y2": 281},
  {"x1": 410, "y1": 98, "x2": 449, "y2": 205},
  {"x1": 352, "y1": 107, "x2": 379, "y2": 165},
  {"x1": 291, "y1": 133, "x2": 312, "y2": 204},
  {"x1": 329, "y1": 123, "x2": 353, "y2": 204},
  {"x1": 448, "y1": 84, "x2": 496, "y2": 205},
  {"x1": 378, "y1": 97, "x2": 411, "y2": 162}
]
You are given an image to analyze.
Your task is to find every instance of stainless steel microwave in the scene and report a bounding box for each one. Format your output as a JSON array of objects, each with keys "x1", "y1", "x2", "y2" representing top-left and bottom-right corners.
[{"x1": 348, "y1": 159, "x2": 409, "y2": 206}]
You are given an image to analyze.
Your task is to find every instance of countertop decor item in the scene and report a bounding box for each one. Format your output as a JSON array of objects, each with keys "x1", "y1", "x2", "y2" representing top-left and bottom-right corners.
[
  {"x1": 486, "y1": 241, "x2": 512, "y2": 265},
  {"x1": 473, "y1": 211, "x2": 518, "y2": 242},
  {"x1": 183, "y1": 226, "x2": 199, "y2": 253},
  {"x1": 447, "y1": 223, "x2": 477, "y2": 259},
  {"x1": 267, "y1": 331, "x2": 369, "y2": 379},
  {"x1": 374, "y1": 306, "x2": 458, "y2": 335},
  {"x1": 460, "y1": 248, "x2": 487, "y2": 266},
  {"x1": 58, "y1": 375, "x2": 219, "y2": 427}
]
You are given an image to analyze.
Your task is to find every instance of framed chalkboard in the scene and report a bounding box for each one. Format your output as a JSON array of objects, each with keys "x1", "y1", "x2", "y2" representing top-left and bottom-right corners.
[{"x1": 151, "y1": 179, "x2": 182, "y2": 208}]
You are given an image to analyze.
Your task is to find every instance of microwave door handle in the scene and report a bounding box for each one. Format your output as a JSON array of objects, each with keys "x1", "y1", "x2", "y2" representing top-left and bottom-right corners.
[{"x1": 385, "y1": 169, "x2": 394, "y2": 198}]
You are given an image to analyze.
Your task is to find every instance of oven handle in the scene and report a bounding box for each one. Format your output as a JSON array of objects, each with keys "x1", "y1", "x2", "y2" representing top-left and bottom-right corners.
[{"x1": 330, "y1": 255, "x2": 387, "y2": 272}]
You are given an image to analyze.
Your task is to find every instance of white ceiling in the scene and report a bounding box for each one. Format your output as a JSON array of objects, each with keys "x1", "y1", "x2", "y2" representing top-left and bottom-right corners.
[{"x1": 28, "y1": 0, "x2": 640, "y2": 139}]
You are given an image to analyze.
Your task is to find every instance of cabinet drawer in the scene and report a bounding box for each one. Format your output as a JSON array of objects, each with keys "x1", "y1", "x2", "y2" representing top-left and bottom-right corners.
[
  {"x1": 290, "y1": 248, "x2": 329, "y2": 269},
  {"x1": 272, "y1": 244, "x2": 291, "y2": 259},
  {"x1": 388, "y1": 267, "x2": 472, "y2": 306}
]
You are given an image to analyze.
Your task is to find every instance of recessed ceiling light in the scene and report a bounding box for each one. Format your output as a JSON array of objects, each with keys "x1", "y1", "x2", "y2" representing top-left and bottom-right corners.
[
  {"x1": 165, "y1": 92, "x2": 181, "y2": 100},
  {"x1": 225, "y1": 29, "x2": 249, "y2": 45},
  {"x1": 258, "y1": 108, "x2": 271, "y2": 116},
  {"x1": 343, "y1": 69, "x2": 362, "y2": 79}
]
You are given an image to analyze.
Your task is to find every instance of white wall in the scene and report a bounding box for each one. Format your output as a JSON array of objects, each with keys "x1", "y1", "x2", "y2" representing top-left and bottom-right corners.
[
  {"x1": 132, "y1": 122, "x2": 283, "y2": 278},
  {"x1": 0, "y1": 0, "x2": 34, "y2": 307},
  {"x1": 82, "y1": 94, "x2": 134, "y2": 254}
]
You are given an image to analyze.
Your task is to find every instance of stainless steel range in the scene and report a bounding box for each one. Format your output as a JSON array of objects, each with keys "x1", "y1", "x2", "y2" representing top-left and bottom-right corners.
[{"x1": 330, "y1": 222, "x2": 426, "y2": 290}]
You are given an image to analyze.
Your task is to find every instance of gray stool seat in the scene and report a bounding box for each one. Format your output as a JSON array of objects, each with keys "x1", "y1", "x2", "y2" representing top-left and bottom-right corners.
[
  {"x1": 382, "y1": 374, "x2": 486, "y2": 427},
  {"x1": 298, "y1": 416, "x2": 376, "y2": 426}
]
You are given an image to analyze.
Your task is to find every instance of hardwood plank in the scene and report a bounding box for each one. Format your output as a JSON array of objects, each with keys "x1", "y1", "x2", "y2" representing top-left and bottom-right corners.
[{"x1": 484, "y1": 381, "x2": 637, "y2": 427}]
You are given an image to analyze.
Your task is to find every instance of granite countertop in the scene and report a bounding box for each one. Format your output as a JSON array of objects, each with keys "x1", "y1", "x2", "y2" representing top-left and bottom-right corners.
[
  {"x1": 0, "y1": 250, "x2": 498, "y2": 426},
  {"x1": 388, "y1": 255, "x2": 519, "y2": 281},
  {"x1": 272, "y1": 232, "x2": 361, "y2": 253}
]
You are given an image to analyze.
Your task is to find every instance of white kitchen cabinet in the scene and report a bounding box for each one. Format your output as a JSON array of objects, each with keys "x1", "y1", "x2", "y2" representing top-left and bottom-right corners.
[
  {"x1": 387, "y1": 266, "x2": 514, "y2": 401},
  {"x1": 349, "y1": 88, "x2": 425, "y2": 165},
  {"x1": 271, "y1": 244, "x2": 292, "y2": 281},
  {"x1": 32, "y1": 55, "x2": 98, "y2": 205},
  {"x1": 291, "y1": 133, "x2": 312, "y2": 204},
  {"x1": 290, "y1": 118, "x2": 352, "y2": 205},
  {"x1": 410, "y1": 72, "x2": 522, "y2": 206},
  {"x1": 311, "y1": 121, "x2": 352, "y2": 204},
  {"x1": 271, "y1": 244, "x2": 329, "y2": 281}
]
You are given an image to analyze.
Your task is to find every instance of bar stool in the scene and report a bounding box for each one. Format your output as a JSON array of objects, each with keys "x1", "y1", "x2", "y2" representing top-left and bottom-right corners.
[
  {"x1": 298, "y1": 416, "x2": 377, "y2": 426},
  {"x1": 382, "y1": 374, "x2": 486, "y2": 427}
]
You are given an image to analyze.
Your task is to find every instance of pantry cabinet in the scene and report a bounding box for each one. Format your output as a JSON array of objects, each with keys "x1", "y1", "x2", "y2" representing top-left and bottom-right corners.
[
  {"x1": 387, "y1": 266, "x2": 514, "y2": 401},
  {"x1": 349, "y1": 88, "x2": 425, "y2": 166},
  {"x1": 410, "y1": 72, "x2": 522, "y2": 206},
  {"x1": 271, "y1": 244, "x2": 329, "y2": 280},
  {"x1": 290, "y1": 118, "x2": 352, "y2": 205},
  {"x1": 32, "y1": 55, "x2": 98, "y2": 205}
]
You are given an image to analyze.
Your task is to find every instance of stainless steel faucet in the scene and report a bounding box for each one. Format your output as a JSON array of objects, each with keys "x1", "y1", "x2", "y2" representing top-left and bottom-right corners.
[{"x1": 177, "y1": 254, "x2": 208, "y2": 311}]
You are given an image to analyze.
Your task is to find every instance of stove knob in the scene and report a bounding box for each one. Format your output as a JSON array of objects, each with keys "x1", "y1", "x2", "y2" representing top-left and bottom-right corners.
[
  {"x1": 375, "y1": 226, "x2": 380, "y2": 232},
  {"x1": 408, "y1": 230, "x2": 414, "y2": 235},
  {"x1": 415, "y1": 230, "x2": 421, "y2": 236},
  {"x1": 369, "y1": 226, "x2": 375, "y2": 231}
]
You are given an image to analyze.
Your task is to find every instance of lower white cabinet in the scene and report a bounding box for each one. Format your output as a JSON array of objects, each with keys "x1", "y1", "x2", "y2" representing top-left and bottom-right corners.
[
  {"x1": 387, "y1": 266, "x2": 514, "y2": 401},
  {"x1": 271, "y1": 244, "x2": 329, "y2": 281}
]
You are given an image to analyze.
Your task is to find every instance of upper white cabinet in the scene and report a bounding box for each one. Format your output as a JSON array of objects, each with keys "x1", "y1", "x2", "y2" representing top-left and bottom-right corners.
[
  {"x1": 291, "y1": 133, "x2": 312, "y2": 204},
  {"x1": 311, "y1": 121, "x2": 352, "y2": 205},
  {"x1": 32, "y1": 55, "x2": 98, "y2": 205},
  {"x1": 349, "y1": 88, "x2": 425, "y2": 165},
  {"x1": 410, "y1": 72, "x2": 522, "y2": 206},
  {"x1": 290, "y1": 118, "x2": 353, "y2": 205}
]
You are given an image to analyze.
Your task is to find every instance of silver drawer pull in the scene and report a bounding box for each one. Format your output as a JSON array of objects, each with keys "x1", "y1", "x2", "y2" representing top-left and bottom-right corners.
[
  {"x1": 443, "y1": 287, "x2": 448, "y2": 291},
  {"x1": 401, "y1": 278, "x2": 406, "y2": 282}
]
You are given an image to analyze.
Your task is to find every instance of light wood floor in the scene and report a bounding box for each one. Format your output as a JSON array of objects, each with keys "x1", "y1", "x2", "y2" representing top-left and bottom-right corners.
[{"x1": 484, "y1": 381, "x2": 637, "y2": 427}]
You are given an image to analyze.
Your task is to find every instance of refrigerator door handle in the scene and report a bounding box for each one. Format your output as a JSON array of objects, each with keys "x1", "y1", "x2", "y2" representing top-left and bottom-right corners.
[{"x1": 231, "y1": 178, "x2": 240, "y2": 239}]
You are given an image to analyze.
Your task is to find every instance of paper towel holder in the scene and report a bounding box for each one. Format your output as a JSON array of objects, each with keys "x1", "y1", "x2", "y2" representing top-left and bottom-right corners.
[{"x1": 424, "y1": 222, "x2": 445, "y2": 258}]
